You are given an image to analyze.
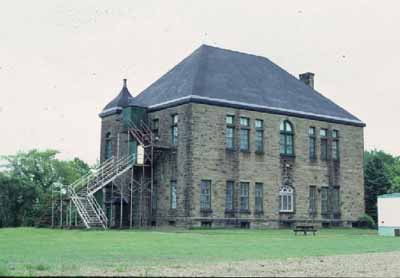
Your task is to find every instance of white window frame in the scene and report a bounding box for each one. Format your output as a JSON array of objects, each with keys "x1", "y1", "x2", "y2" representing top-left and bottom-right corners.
[{"x1": 279, "y1": 186, "x2": 294, "y2": 212}]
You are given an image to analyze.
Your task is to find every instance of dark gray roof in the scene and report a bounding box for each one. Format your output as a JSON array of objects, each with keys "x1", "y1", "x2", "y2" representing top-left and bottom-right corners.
[
  {"x1": 100, "y1": 79, "x2": 145, "y2": 117},
  {"x1": 100, "y1": 45, "x2": 363, "y2": 126},
  {"x1": 133, "y1": 44, "x2": 364, "y2": 126}
]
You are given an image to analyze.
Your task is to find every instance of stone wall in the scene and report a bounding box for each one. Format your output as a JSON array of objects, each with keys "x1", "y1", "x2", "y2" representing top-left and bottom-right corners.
[
  {"x1": 100, "y1": 102, "x2": 365, "y2": 228},
  {"x1": 188, "y1": 103, "x2": 364, "y2": 228}
]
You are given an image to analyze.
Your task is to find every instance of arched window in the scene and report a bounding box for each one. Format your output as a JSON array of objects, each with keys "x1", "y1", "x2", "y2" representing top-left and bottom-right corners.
[
  {"x1": 279, "y1": 186, "x2": 294, "y2": 212},
  {"x1": 105, "y1": 132, "x2": 112, "y2": 160},
  {"x1": 280, "y1": 120, "x2": 294, "y2": 155}
]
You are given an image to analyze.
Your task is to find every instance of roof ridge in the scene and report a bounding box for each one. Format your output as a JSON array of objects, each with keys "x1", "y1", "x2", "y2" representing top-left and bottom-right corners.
[{"x1": 192, "y1": 44, "x2": 209, "y2": 96}]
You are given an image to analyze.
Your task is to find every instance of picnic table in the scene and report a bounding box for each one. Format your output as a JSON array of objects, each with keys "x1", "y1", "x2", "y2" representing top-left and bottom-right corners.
[{"x1": 293, "y1": 225, "x2": 318, "y2": 236}]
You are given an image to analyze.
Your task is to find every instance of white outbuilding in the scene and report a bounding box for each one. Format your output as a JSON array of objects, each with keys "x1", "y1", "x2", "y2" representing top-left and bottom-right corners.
[{"x1": 378, "y1": 193, "x2": 400, "y2": 236}]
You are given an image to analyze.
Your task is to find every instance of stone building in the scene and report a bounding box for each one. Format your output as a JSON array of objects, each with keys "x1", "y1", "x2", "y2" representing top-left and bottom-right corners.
[{"x1": 98, "y1": 45, "x2": 365, "y2": 228}]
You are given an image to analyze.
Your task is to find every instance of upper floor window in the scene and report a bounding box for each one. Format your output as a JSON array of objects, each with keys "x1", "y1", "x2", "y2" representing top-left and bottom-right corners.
[
  {"x1": 280, "y1": 120, "x2": 294, "y2": 156},
  {"x1": 309, "y1": 127, "x2": 316, "y2": 160},
  {"x1": 226, "y1": 181, "x2": 234, "y2": 211},
  {"x1": 255, "y1": 119, "x2": 264, "y2": 153},
  {"x1": 200, "y1": 180, "x2": 211, "y2": 211},
  {"x1": 105, "y1": 132, "x2": 112, "y2": 160},
  {"x1": 226, "y1": 115, "x2": 234, "y2": 125},
  {"x1": 240, "y1": 182, "x2": 249, "y2": 211},
  {"x1": 170, "y1": 180, "x2": 177, "y2": 209},
  {"x1": 226, "y1": 115, "x2": 235, "y2": 150},
  {"x1": 152, "y1": 119, "x2": 159, "y2": 137},
  {"x1": 332, "y1": 130, "x2": 340, "y2": 160},
  {"x1": 279, "y1": 186, "x2": 294, "y2": 212},
  {"x1": 320, "y1": 128, "x2": 328, "y2": 160},
  {"x1": 255, "y1": 183, "x2": 264, "y2": 212},
  {"x1": 240, "y1": 117, "x2": 250, "y2": 151},
  {"x1": 171, "y1": 114, "x2": 178, "y2": 145}
]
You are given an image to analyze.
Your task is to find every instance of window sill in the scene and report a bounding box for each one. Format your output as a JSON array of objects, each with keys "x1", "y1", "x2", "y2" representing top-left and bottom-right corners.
[
  {"x1": 239, "y1": 209, "x2": 251, "y2": 214},
  {"x1": 240, "y1": 150, "x2": 251, "y2": 153},
  {"x1": 279, "y1": 210, "x2": 294, "y2": 214},
  {"x1": 255, "y1": 151, "x2": 264, "y2": 155},
  {"x1": 200, "y1": 208, "x2": 213, "y2": 213},
  {"x1": 254, "y1": 210, "x2": 264, "y2": 215},
  {"x1": 280, "y1": 154, "x2": 295, "y2": 159},
  {"x1": 226, "y1": 148, "x2": 236, "y2": 152}
]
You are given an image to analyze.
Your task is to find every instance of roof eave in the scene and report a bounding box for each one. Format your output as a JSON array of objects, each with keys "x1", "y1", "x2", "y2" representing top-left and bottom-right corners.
[
  {"x1": 99, "y1": 107, "x2": 123, "y2": 118},
  {"x1": 147, "y1": 95, "x2": 366, "y2": 127}
]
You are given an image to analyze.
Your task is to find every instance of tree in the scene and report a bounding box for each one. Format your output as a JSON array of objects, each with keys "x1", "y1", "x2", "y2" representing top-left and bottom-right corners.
[
  {"x1": 0, "y1": 149, "x2": 91, "y2": 227},
  {"x1": 364, "y1": 154, "x2": 392, "y2": 221}
]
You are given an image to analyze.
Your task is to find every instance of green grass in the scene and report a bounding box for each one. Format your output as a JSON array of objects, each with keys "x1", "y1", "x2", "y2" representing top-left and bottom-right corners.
[{"x1": 0, "y1": 228, "x2": 399, "y2": 276}]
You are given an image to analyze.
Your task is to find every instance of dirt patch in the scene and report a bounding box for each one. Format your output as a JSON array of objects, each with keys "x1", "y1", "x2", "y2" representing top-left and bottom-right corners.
[
  {"x1": 32, "y1": 251, "x2": 400, "y2": 277},
  {"x1": 88, "y1": 251, "x2": 400, "y2": 277}
]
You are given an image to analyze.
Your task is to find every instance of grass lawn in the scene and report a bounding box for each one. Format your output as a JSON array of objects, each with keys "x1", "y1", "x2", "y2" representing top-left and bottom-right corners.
[{"x1": 0, "y1": 228, "x2": 400, "y2": 276}]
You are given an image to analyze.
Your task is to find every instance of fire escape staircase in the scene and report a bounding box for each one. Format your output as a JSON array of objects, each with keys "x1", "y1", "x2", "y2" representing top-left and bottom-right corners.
[{"x1": 68, "y1": 154, "x2": 136, "y2": 229}]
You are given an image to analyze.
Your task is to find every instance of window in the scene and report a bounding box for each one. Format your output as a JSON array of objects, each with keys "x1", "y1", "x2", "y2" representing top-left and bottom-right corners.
[
  {"x1": 240, "y1": 129, "x2": 250, "y2": 151},
  {"x1": 105, "y1": 132, "x2": 112, "y2": 160},
  {"x1": 226, "y1": 181, "x2": 234, "y2": 211},
  {"x1": 255, "y1": 183, "x2": 263, "y2": 212},
  {"x1": 321, "y1": 187, "x2": 329, "y2": 215},
  {"x1": 255, "y1": 119, "x2": 264, "y2": 152},
  {"x1": 240, "y1": 182, "x2": 249, "y2": 210},
  {"x1": 332, "y1": 187, "x2": 340, "y2": 214},
  {"x1": 332, "y1": 130, "x2": 339, "y2": 160},
  {"x1": 240, "y1": 117, "x2": 250, "y2": 151},
  {"x1": 309, "y1": 127, "x2": 316, "y2": 160},
  {"x1": 226, "y1": 115, "x2": 235, "y2": 149},
  {"x1": 171, "y1": 114, "x2": 178, "y2": 145},
  {"x1": 320, "y1": 128, "x2": 328, "y2": 160},
  {"x1": 240, "y1": 117, "x2": 249, "y2": 126},
  {"x1": 279, "y1": 186, "x2": 294, "y2": 212},
  {"x1": 170, "y1": 180, "x2": 177, "y2": 209},
  {"x1": 152, "y1": 119, "x2": 159, "y2": 136},
  {"x1": 200, "y1": 180, "x2": 211, "y2": 210},
  {"x1": 226, "y1": 115, "x2": 234, "y2": 125},
  {"x1": 280, "y1": 120, "x2": 294, "y2": 155},
  {"x1": 226, "y1": 127, "x2": 234, "y2": 149},
  {"x1": 309, "y1": 186, "x2": 317, "y2": 216}
]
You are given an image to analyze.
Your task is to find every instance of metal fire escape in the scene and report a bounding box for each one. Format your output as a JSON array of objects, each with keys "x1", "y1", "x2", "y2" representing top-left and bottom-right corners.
[{"x1": 62, "y1": 117, "x2": 165, "y2": 229}]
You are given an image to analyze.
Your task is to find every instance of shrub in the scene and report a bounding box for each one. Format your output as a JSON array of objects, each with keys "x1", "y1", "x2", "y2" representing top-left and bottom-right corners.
[{"x1": 357, "y1": 214, "x2": 376, "y2": 229}]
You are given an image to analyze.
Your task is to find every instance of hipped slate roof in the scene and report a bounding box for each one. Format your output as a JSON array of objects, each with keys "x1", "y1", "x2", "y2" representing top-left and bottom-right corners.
[{"x1": 101, "y1": 45, "x2": 364, "y2": 126}]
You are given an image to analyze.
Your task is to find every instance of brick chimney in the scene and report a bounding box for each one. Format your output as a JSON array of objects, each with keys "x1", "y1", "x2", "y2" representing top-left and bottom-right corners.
[{"x1": 299, "y1": 72, "x2": 315, "y2": 89}]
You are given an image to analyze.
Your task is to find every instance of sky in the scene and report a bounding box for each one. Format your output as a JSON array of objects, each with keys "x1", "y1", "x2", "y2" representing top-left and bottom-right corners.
[{"x1": 1, "y1": 0, "x2": 399, "y2": 164}]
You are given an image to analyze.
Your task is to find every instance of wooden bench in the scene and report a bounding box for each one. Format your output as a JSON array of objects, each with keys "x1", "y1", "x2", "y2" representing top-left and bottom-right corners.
[{"x1": 293, "y1": 225, "x2": 317, "y2": 236}]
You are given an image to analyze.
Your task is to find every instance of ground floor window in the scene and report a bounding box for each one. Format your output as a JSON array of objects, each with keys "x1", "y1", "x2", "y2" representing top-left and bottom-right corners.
[
  {"x1": 200, "y1": 180, "x2": 211, "y2": 210},
  {"x1": 332, "y1": 187, "x2": 340, "y2": 214},
  {"x1": 240, "y1": 182, "x2": 249, "y2": 210},
  {"x1": 321, "y1": 187, "x2": 329, "y2": 215},
  {"x1": 255, "y1": 183, "x2": 263, "y2": 212},
  {"x1": 226, "y1": 181, "x2": 234, "y2": 211},
  {"x1": 170, "y1": 180, "x2": 177, "y2": 209},
  {"x1": 309, "y1": 186, "x2": 317, "y2": 216},
  {"x1": 279, "y1": 186, "x2": 294, "y2": 212}
]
